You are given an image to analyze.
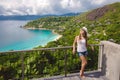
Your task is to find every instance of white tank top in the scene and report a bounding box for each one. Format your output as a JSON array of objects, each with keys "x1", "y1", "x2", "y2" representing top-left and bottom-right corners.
[{"x1": 77, "y1": 37, "x2": 87, "y2": 52}]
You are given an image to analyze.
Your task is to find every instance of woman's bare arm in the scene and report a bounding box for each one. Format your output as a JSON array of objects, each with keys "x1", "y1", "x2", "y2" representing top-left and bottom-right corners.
[{"x1": 73, "y1": 36, "x2": 77, "y2": 54}]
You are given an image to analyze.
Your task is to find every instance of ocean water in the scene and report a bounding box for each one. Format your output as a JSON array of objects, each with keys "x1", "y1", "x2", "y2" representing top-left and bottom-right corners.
[{"x1": 0, "y1": 20, "x2": 59, "y2": 52}]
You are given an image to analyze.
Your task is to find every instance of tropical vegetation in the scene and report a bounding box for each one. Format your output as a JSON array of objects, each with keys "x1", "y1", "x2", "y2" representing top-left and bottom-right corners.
[{"x1": 0, "y1": 2, "x2": 120, "y2": 80}]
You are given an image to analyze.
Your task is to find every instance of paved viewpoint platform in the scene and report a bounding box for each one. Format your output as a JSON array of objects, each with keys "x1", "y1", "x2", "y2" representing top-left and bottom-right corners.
[{"x1": 31, "y1": 71, "x2": 108, "y2": 80}]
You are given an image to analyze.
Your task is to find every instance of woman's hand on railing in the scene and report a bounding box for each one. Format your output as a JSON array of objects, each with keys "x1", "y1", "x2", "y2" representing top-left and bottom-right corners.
[
  {"x1": 72, "y1": 49, "x2": 76, "y2": 55},
  {"x1": 88, "y1": 44, "x2": 95, "y2": 52}
]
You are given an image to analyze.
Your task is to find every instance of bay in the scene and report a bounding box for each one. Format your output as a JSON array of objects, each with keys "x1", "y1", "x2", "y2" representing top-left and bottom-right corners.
[{"x1": 0, "y1": 20, "x2": 59, "y2": 52}]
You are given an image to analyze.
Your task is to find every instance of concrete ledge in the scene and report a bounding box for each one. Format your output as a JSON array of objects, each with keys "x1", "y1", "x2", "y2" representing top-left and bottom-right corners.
[{"x1": 100, "y1": 41, "x2": 120, "y2": 80}]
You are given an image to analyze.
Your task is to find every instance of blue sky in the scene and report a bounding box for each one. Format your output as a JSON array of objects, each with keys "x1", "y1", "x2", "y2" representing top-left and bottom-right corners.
[{"x1": 0, "y1": 0, "x2": 120, "y2": 15}]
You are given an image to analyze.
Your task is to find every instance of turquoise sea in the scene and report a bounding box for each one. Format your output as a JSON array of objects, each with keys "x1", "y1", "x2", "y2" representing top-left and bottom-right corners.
[{"x1": 0, "y1": 20, "x2": 59, "y2": 52}]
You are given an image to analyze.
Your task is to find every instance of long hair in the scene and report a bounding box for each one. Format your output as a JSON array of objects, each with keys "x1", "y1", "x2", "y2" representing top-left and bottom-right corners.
[{"x1": 79, "y1": 29, "x2": 87, "y2": 40}]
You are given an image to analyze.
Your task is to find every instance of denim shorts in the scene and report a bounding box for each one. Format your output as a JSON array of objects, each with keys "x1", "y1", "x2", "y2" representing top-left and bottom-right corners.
[{"x1": 77, "y1": 51, "x2": 88, "y2": 56}]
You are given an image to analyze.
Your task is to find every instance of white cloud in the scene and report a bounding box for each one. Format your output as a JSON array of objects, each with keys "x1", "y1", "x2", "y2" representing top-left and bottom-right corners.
[
  {"x1": 90, "y1": 0, "x2": 106, "y2": 5},
  {"x1": 0, "y1": 0, "x2": 120, "y2": 15},
  {"x1": 60, "y1": 0, "x2": 82, "y2": 12}
]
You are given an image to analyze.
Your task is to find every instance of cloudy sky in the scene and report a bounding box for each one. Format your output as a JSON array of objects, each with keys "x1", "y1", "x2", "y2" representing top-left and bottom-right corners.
[{"x1": 0, "y1": 0, "x2": 120, "y2": 15}]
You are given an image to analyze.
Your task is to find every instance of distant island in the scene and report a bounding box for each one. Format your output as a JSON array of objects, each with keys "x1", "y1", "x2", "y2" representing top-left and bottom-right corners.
[{"x1": 0, "y1": 13, "x2": 81, "y2": 20}]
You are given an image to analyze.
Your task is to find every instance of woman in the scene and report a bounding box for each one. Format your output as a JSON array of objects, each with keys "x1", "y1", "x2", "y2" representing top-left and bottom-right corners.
[{"x1": 73, "y1": 27, "x2": 88, "y2": 78}]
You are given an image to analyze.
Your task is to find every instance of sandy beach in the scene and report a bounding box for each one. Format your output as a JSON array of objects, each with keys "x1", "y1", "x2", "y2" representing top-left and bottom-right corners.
[{"x1": 54, "y1": 35, "x2": 62, "y2": 41}]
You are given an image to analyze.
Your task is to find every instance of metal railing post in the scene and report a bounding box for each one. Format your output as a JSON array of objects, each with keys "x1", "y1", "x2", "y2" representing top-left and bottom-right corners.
[
  {"x1": 21, "y1": 52, "x2": 25, "y2": 80},
  {"x1": 98, "y1": 44, "x2": 104, "y2": 70},
  {"x1": 64, "y1": 49, "x2": 67, "y2": 77}
]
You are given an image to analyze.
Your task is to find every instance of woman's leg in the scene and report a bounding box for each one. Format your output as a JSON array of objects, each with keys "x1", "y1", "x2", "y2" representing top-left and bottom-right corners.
[{"x1": 80, "y1": 55, "x2": 87, "y2": 77}]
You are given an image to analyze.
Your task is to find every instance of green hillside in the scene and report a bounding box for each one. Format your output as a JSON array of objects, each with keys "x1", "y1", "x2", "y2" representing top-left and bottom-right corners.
[{"x1": 25, "y1": 2, "x2": 120, "y2": 47}]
